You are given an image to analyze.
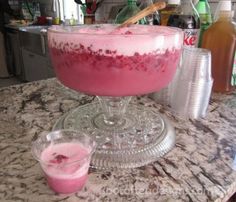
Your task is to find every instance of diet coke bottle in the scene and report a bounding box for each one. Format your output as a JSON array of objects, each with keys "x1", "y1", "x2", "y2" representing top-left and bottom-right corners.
[{"x1": 167, "y1": 0, "x2": 200, "y2": 47}]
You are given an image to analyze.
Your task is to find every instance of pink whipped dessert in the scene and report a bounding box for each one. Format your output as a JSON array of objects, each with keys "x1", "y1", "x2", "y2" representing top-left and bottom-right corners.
[
  {"x1": 40, "y1": 142, "x2": 91, "y2": 194},
  {"x1": 48, "y1": 24, "x2": 183, "y2": 96}
]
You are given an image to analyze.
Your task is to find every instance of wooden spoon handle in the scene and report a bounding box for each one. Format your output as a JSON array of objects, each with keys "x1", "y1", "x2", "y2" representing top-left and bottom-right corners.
[{"x1": 118, "y1": 2, "x2": 166, "y2": 28}]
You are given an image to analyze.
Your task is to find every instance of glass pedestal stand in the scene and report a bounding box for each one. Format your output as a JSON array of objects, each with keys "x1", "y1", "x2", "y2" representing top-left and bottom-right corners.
[{"x1": 53, "y1": 96, "x2": 175, "y2": 169}]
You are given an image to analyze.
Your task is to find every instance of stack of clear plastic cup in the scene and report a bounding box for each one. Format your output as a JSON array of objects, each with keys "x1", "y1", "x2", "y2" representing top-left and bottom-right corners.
[
  {"x1": 149, "y1": 60, "x2": 182, "y2": 107},
  {"x1": 149, "y1": 86, "x2": 172, "y2": 106},
  {"x1": 170, "y1": 47, "x2": 213, "y2": 119}
]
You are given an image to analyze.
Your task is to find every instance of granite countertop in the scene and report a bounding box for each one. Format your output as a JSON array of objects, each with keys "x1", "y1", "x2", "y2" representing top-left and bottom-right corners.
[{"x1": 0, "y1": 78, "x2": 236, "y2": 202}]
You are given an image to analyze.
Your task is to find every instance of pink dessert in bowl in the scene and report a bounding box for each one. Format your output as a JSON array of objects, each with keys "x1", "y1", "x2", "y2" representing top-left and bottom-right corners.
[
  {"x1": 48, "y1": 24, "x2": 183, "y2": 96},
  {"x1": 32, "y1": 130, "x2": 96, "y2": 194}
]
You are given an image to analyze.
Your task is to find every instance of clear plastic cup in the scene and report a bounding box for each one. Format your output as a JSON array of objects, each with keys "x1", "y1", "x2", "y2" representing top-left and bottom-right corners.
[
  {"x1": 180, "y1": 47, "x2": 212, "y2": 82},
  {"x1": 170, "y1": 47, "x2": 213, "y2": 119},
  {"x1": 32, "y1": 130, "x2": 96, "y2": 194}
]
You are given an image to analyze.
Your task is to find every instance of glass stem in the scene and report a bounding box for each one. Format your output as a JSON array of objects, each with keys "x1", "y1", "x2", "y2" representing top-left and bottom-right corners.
[{"x1": 97, "y1": 96, "x2": 132, "y2": 126}]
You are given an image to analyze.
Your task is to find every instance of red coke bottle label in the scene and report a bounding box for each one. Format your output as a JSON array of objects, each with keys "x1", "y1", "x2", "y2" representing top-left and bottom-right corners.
[
  {"x1": 167, "y1": 14, "x2": 200, "y2": 47},
  {"x1": 183, "y1": 29, "x2": 199, "y2": 47}
]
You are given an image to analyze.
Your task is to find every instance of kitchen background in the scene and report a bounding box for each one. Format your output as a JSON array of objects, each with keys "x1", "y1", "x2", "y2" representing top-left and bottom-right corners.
[
  {"x1": 6, "y1": 0, "x2": 236, "y2": 28},
  {"x1": 29, "y1": 0, "x2": 236, "y2": 22},
  {"x1": 1, "y1": 0, "x2": 236, "y2": 87},
  {"x1": 15, "y1": 0, "x2": 236, "y2": 22}
]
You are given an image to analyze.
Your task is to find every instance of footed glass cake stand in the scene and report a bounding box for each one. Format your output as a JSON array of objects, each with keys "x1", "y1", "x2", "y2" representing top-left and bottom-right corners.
[{"x1": 48, "y1": 24, "x2": 183, "y2": 169}]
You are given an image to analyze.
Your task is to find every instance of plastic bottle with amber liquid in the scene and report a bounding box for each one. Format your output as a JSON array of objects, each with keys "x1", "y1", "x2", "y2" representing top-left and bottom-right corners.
[
  {"x1": 160, "y1": 0, "x2": 181, "y2": 26},
  {"x1": 201, "y1": 0, "x2": 236, "y2": 93}
]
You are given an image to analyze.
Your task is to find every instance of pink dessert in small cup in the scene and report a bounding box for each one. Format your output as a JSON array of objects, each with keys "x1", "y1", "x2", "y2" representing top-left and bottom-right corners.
[{"x1": 32, "y1": 130, "x2": 96, "y2": 194}]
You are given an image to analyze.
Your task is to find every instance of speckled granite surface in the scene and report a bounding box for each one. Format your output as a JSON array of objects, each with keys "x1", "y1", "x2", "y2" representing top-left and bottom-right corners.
[{"x1": 0, "y1": 78, "x2": 236, "y2": 202}]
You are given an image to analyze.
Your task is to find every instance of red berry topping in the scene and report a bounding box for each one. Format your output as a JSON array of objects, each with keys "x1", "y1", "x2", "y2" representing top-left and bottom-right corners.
[
  {"x1": 50, "y1": 154, "x2": 68, "y2": 164},
  {"x1": 125, "y1": 31, "x2": 132, "y2": 35}
]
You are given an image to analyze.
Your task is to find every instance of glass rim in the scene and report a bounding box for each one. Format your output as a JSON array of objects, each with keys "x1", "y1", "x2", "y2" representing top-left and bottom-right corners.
[
  {"x1": 31, "y1": 129, "x2": 97, "y2": 166},
  {"x1": 47, "y1": 24, "x2": 183, "y2": 36},
  {"x1": 183, "y1": 46, "x2": 211, "y2": 55}
]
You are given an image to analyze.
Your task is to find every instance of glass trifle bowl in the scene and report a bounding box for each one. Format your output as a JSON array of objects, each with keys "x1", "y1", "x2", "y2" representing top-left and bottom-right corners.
[{"x1": 48, "y1": 24, "x2": 183, "y2": 169}]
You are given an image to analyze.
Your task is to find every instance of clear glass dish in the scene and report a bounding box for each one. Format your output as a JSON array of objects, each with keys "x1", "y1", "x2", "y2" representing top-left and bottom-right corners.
[{"x1": 48, "y1": 24, "x2": 183, "y2": 169}]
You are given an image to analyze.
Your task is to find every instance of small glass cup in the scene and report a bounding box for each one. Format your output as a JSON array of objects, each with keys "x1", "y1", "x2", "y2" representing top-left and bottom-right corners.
[{"x1": 32, "y1": 130, "x2": 96, "y2": 194}]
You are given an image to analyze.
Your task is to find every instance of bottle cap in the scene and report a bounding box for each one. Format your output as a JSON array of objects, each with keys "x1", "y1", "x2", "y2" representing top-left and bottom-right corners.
[
  {"x1": 168, "y1": 0, "x2": 181, "y2": 5},
  {"x1": 218, "y1": 0, "x2": 232, "y2": 11},
  {"x1": 214, "y1": 0, "x2": 233, "y2": 20}
]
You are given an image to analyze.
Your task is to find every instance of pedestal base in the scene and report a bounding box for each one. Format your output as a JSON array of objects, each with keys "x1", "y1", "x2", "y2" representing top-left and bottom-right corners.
[{"x1": 53, "y1": 102, "x2": 175, "y2": 169}]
